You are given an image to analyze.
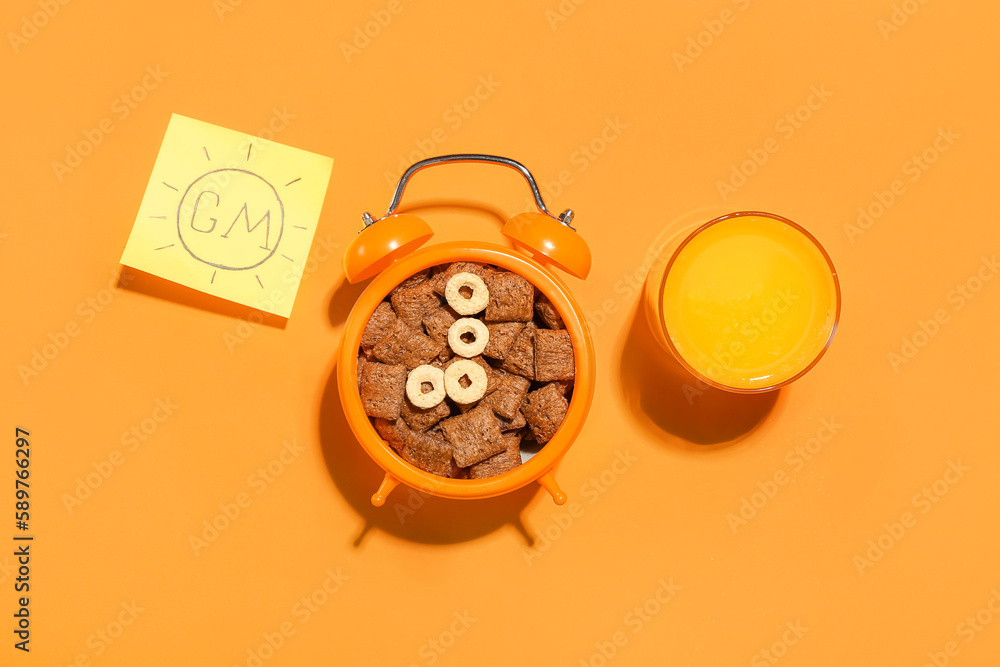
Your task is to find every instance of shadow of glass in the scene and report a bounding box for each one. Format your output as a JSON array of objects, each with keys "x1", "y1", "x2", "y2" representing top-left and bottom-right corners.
[
  {"x1": 318, "y1": 356, "x2": 537, "y2": 547},
  {"x1": 118, "y1": 266, "x2": 287, "y2": 328},
  {"x1": 620, "y1": 305, "x2": 779, "y2": 449}
]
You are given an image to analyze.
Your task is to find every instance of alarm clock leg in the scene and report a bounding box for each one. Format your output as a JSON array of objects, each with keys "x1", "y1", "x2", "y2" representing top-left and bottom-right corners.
[
  {"x1": 538, "y1": 471, "x2": 567, "y2": 505},
  {"x1": 371, "y1": 473, "x2": 401, "y2": 507}
]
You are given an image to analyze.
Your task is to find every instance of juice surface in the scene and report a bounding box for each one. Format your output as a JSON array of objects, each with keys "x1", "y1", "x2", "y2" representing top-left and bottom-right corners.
[{"x1": 661, "y1": 215, "x2": 838, "y2": 390}]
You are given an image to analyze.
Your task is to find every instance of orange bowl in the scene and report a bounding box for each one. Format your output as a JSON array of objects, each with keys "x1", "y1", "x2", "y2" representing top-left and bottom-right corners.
[{"x1": 336, "y1": 241, "x2": 595, "y2": 506}]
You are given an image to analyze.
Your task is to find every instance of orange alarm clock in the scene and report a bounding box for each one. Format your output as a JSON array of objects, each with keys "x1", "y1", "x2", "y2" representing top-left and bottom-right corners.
[{"x1": 337, "y1": 155, "x2": 596, "y2": 506}]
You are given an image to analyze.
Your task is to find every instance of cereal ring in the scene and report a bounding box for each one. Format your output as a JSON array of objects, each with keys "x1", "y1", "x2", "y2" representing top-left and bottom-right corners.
[
  {"x1": 448, "y1": 318, "x2": 489, "y2": 358},
  {"x1": 444, "y1": 359, "x2": 488, "y2": 404},
  {"x1": 405, "y1": 365, "x2": 446, "y2": 409},
  {"x1": 445, "y1": 272, "x2": 489, "y2": 315}
]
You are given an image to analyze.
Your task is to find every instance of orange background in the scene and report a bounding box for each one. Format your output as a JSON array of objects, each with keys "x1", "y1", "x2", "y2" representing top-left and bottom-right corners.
[{"x1": 4, "y1": 1, "x2": 999, "y2": 665}]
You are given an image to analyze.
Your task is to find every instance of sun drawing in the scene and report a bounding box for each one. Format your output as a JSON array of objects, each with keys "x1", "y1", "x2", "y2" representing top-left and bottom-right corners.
[
  {"x1": 120, "y1": 114, "x2": 333, "y2": 318},
  {"x1": 154, "y1": 146, "x2": 304, "y2": 288}
]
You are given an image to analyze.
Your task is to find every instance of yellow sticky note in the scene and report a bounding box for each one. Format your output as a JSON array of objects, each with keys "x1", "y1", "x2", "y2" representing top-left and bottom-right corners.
[{"x1": 121, "y1": 114, "x2": 333, "y2": 318}]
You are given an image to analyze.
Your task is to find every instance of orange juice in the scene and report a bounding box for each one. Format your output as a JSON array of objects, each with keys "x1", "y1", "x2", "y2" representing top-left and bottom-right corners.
[{"x1": 646, "y1": 212, "x2": 840, "y2": 392}]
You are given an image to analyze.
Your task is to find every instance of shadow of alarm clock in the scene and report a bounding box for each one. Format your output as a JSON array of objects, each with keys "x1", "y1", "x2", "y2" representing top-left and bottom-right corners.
[{"x1": 337, "y1": 155, "x2": 596, "y2": 507}]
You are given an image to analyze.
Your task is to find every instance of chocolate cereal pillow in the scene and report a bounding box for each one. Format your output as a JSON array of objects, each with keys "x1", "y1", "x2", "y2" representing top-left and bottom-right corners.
[{"x1": 358, "y1": 262, "x2": 575, "y2": 479}]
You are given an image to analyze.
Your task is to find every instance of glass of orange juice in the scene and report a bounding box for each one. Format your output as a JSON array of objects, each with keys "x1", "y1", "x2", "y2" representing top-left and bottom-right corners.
[{"x1": 643, "y1": 211, "x2": 841, "y2": 393}]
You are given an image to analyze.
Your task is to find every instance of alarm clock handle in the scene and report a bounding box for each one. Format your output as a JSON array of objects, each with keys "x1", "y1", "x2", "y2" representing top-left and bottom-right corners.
[{"x1": 363, "y1": 154, "x2": 575, "y2": 229}]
